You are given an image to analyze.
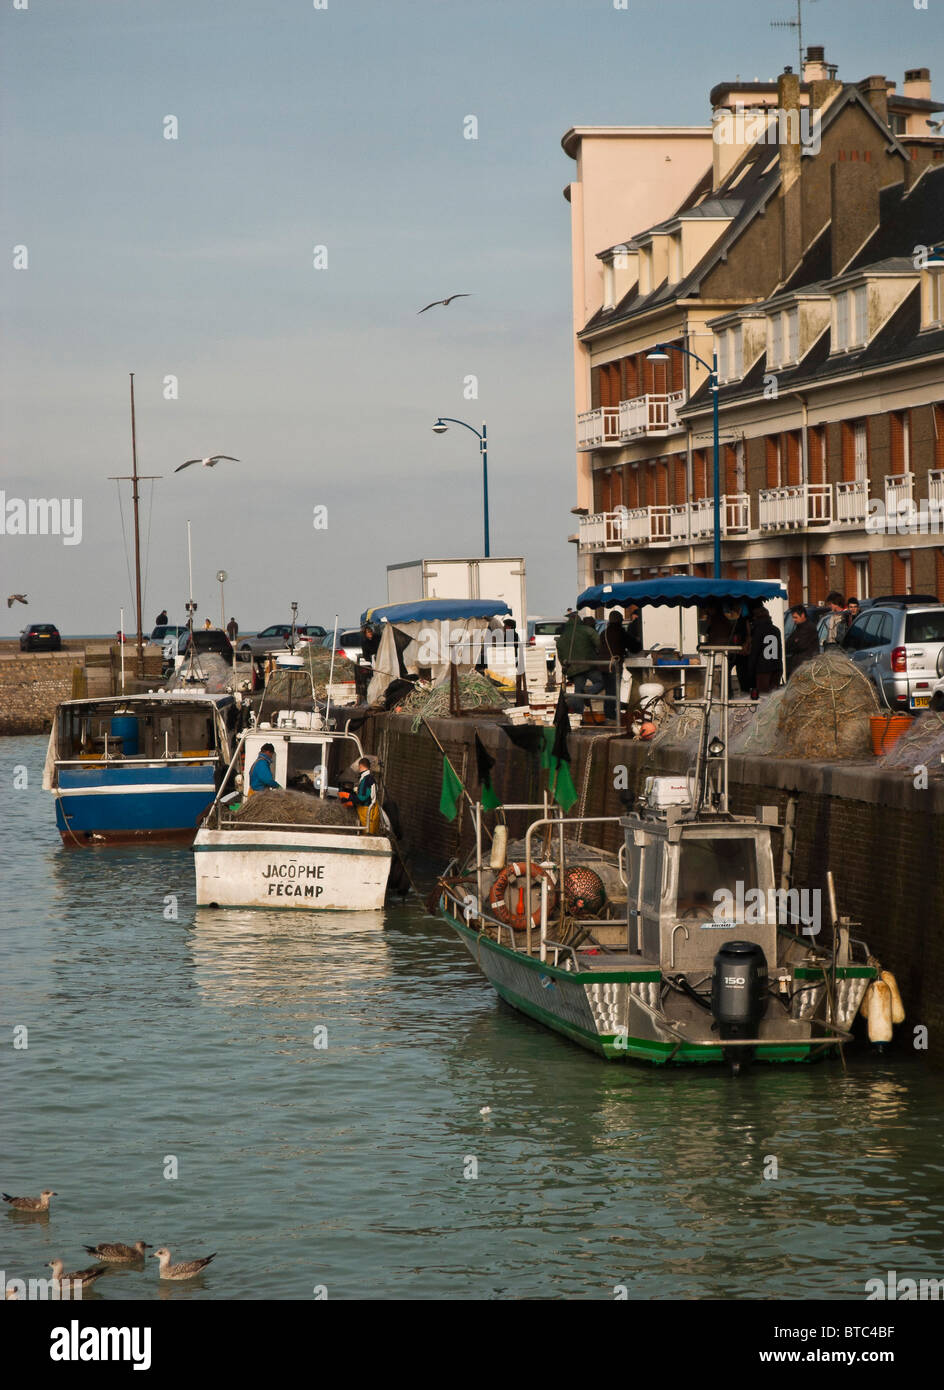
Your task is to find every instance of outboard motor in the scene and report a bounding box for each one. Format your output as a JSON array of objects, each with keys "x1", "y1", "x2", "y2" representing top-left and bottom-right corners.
[{"x1": 711, "y1": 941, "x2": 768, "y2": 1073}]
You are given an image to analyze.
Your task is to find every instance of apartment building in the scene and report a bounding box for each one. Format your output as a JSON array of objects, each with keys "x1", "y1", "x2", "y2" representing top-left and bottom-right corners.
[{"x1": 565, "y1": 51, "x2": 944, "y2": 604}]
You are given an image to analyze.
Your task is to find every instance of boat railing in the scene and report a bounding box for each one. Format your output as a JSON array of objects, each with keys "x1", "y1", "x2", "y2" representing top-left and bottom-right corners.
[
  {"x1": 523, "y1": 813, "x2": 624, "y2": 961},
  {"x1": 57, "y1": 752, "x2": 218, "y2": 766}
]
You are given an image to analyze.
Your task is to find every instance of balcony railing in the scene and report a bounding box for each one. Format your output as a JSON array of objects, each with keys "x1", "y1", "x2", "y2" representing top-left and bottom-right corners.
[
  {"x1": 580, "y1": 498, "x2": 748, "y2": 551},
  {"x1": 758, "y1": 483, "x2": 832, "y2": 531},
  {"x1": 836, "y1": 479, "x2": 868, "y2": 525},
  {"x1": 928, "y1": 469, "x2": 944, "y2": 517},
  {"x1": 618, "y1": 391, "x2": 686, "y2": 440},
  {"x1": 576, "y1": 406, "x2": 621, "y2": 450},
  {"x1": 690, "y1": 494, "x2": 750, "y2": 538},
  {"x1": 884, "y1": 472, "x2": 915, "y2": 527}
]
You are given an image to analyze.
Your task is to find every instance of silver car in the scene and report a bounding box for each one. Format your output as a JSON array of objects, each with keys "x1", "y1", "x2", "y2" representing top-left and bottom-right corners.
[{"x1": 841, "y1": 600, "x2": 944, "y2": 712}]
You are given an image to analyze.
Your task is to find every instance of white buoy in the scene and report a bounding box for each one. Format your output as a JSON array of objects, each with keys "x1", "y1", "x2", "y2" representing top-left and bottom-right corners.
[
  {"x1": 867, "y1": 979, "x2": 893, "y2": 1044},
  {"x1": 489, "y1": 825, "x2": 507, "y2": 870},
  {"x1": 480, "y1": 1106, "x2": 492, "y2": 1118},
  {"x1": 881, "y1": 970, "x2": 905, "y2": 1024}
]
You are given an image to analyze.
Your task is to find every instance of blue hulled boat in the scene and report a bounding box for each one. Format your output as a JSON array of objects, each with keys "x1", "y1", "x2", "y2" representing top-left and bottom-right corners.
[{"x1": 43, "y1": 692, "x2": 240, "y2": 846}]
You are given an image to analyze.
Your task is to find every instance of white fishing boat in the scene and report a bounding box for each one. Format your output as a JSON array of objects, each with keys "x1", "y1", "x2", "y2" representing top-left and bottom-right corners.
[{"x1": 193, "y1": 659, "x2": 395, "y2": 911}]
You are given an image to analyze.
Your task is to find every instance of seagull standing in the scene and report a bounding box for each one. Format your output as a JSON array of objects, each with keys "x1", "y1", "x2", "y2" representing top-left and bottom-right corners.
[
  {"x1": 417, "y1": 294, "x2": 472, "y2": 314},
  {"x1": 6, "y1": 594, "x2": 27, "y2": 608},
  {"x1": 82, "y1": 1240, "x2": 152, "y2": 1263},
  {"x1": 151, "y1": 1246, "x2": 216, "y2": 1280},
  {"x1": 2, "y1": 1189, "x2": 56, "y2": 1212},
  {"x1": 174, "y1": 455, "x2": 240, "y2": 474}
]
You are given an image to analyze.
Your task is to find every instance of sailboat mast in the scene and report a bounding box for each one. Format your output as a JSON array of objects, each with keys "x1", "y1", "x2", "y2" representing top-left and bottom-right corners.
[{"x1": 130, "y1": 373, "x2": 144, "y2": 668}]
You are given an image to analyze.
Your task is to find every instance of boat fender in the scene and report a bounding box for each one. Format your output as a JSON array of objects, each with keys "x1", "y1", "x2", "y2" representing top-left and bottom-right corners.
[
  {"x1": 881, "y1": 970, "x2": 905, "y2": 1024},
  {"x1": 866, "y1": 979, "x2": 893, "y2": 1044},
  {"x1": 489, "y1": 861, "x2": 558, "y2": 931},
  {"x1": 489, "y1": 824, "x2": 508, "y2": 871}
]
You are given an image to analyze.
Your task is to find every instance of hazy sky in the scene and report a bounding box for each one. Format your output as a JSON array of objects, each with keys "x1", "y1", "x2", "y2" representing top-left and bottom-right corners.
[{"x1": 1, "y1": 0, "x2": 938, "y2": 634}]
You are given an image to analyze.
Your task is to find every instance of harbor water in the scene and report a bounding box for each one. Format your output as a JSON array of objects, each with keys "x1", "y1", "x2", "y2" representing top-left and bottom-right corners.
[{"x1": 2, "y1": 735, "x2": 943, "y2": 1300}]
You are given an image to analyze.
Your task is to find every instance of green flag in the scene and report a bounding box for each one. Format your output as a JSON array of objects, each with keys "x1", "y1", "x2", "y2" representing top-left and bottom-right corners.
[
  {"x1": 475, "y1": 733, "x2": 502, "y2": 811},
  {"x1": 541, "y1": 727, "x2": 578, "y2": 813},
  {"x1": 439, "y1": 757, "x2": 464, "y2": 821}
]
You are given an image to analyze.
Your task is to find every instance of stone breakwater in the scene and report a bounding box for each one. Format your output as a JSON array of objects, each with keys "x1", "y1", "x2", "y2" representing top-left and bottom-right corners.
[
  {"x1": 360, "y1": 711, "x2": 944, "y2": 1066},
  {"x1": 0, "y1": 649, "x2": 116, "y2": 735}
]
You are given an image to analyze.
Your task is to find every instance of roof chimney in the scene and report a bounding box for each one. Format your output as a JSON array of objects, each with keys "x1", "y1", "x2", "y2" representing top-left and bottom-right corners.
[
  {"x1": 859, "y1": 74, "x2": 889, "y2": 125},
  {"x1": 903, "y1": 67, "x2": 932, "y2": 101},
  {"x1": 778, "y1": 68, "x2": 803, "y2": 281},
  {"x1": 803, "y1": 46, "x2": 828, "y2": 82}
]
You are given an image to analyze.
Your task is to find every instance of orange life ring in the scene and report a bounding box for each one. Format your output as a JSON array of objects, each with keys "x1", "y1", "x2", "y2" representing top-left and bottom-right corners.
[{"x1": 489, "y1": 861, "x2": 558, "y2": 931}]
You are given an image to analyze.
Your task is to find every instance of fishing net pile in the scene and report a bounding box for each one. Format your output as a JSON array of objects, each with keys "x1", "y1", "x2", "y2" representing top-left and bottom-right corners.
[
  {"x1": 405, "y1": 670, "x2": 506, "y2": 729},
  {"x1": 879, "y1": 709, "x2": 944, "y2": 774},
  {"x1": 730, "y1": 651, "x2": 879, "y2": 759},
  {"x1": 232, "y1": 789, "x2": 358, "y2": 825},
  {"x1": 650, "y1": 652, "x2": 878, "y2": 760},
  {"x1": 302, "y1": 646, "x2": 356, "y2": 699}
]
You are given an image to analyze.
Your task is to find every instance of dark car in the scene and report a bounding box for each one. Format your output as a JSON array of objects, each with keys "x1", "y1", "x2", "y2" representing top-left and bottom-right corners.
[
  {"x1": 177, "y1": 628, "x2": 236, "y2": 662},
  {"x1": 20, "y1": 623, "x2": 61, "y2": 652}
]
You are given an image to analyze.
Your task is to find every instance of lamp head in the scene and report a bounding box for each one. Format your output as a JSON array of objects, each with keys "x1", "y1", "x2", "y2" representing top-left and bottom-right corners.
[
  {"x1": 431, "y1": 420, "x2": 449, "y2": 435},
  {"x1": 926, "y1": 246, "x2": 944, "y2": 269},
  {"x1": 646, "y1": 345, "x2": 670, "y2": 362}
]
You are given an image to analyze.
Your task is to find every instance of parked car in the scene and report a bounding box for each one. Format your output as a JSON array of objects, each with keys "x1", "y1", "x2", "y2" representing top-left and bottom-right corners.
[
  {"x1": 527, "y1": 617, "x2": 568, "y2": 649},
  {"x1": 321, "y1": 628, "x2": 364, "y2": 663},
  {"x1": 20, "y1": 623, "x2": 61, "y2": 652},
  {"x1": 146, "y1": 623, "x2": 188, "y2": 650},
  {"x1": 839, "y1": 599, "x2": 944, "y2": 711},
  {"x1": 177, "y1": 628, "x2": 236, "y2": 663},
  {"x1": 237, "y1": 624, "x2": 318, "y2": 658}
]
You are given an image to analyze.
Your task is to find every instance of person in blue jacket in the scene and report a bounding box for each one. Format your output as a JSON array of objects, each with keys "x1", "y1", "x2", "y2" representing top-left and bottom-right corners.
[{"x1": 249, "y1": 743, "x2": 281, "y2": 794}]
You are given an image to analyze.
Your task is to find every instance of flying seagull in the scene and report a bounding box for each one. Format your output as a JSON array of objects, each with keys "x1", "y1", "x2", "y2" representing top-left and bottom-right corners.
[
  {"x1": 151, "y1": 1246, "x2": 217, "y2": 1280},
  {"x1": 175, "y1": 455, "x2": 240, "y2": 474},
  {"x1": 417, "y1": 294, "x2": 472, "y2": 314},
  {"x1": 6, "y1": 594, "x2": 27, "y2": 608}
]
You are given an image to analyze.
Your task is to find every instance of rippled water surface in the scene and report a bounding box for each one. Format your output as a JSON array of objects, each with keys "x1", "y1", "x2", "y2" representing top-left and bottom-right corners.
[{"x1": 2, "y1": 735, "x2": 943, "y2": 1300}]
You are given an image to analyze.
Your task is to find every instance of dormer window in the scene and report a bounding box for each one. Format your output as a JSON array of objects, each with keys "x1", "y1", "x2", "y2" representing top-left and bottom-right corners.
[
  {"x1": 786, "y1": 308, "x2": 798, "y2": 362},
  {"x1": 603, "y1": 261, "x2": 615, "y2": 310},
  {"x1": 923, "y1": 268, "x2": 944, "y2": 329},
  {"x1": 834, "y1": 286, "x2": 868, "y2": 352},
  {"x1": 639, "y1": 249, "x2": 651, "y2": 295},
  {"x1": 668, "y1": 235, "x2": 681, "y2": 285},
  {"x1": 717, "y1": 332, "x2": 729, "y2": 382},
  {"x1": 731, "y1": 324, "x2": 743, "y2": 377},
  {"x1": 770, "y1": 313, "x2": 783, "y2": 367}
]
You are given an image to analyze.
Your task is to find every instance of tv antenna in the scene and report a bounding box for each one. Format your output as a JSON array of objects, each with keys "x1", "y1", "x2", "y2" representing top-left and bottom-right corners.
[{"x1": 771, "y1": 0, "x2": 818, "y2": 76}]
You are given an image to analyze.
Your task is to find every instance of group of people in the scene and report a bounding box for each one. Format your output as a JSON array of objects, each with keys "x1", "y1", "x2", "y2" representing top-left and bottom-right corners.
[
  {"x1": 555, "y1": 608, "x2": 642, "y2": 724},
  {"x1": 248, "y1": 745, "x2": 380, "y2": 830},
  {"x1": 155, "y1": 610, "x2": 240, "y2": 640},
  {"x1": 785, "y1": 592, "x2": 858, "y2": 679}
]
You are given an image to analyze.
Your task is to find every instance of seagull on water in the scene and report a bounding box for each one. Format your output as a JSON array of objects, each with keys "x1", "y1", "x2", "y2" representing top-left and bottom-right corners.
[
  {"x1": 417, "y1": 294, "x2": 472, "y2": 314},
  {"x1": 83, "y1": 1240, "x2": 152, "y2": 1263},
  {"x1": 174, "y1": 455, "x2": 240, "y2": 474},
  {"x1": 3, "y1": 1189, "x2": 56, "y2": 1212},
  {"x1": 6, "y1": 594, "x2": 27, "y2": 608},
  {"x1": 151, "y1": 1246, "x2": 217, "y2": 1280},
  {"x1": 47, "y1": 1259, "x2": 105, "y2": 1291}
]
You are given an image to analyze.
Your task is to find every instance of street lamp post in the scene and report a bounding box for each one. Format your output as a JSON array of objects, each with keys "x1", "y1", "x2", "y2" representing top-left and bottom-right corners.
[
  {"x1": 431, "y1": 417, "x2": 489, "y2": 557},
  {"x1": 647, "y1": 344, "x2": 721, "y2": 578},
  {"x1": 216, "y1": 569, "x2": 228, "y2": 631}
]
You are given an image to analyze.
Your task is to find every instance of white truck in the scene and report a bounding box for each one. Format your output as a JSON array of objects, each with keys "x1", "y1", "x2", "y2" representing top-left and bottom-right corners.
[{"x1": 386, "y1": 558, "x2": 527, "y2": 632}]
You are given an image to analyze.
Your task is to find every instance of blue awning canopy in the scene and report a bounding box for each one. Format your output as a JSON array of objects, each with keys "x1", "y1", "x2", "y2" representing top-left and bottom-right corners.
[
  {"x1": 361, "y1": 597, "x2": 512, "y2": 625},
  {"x1": 576, "y1": 577, "x2": 788, "y2": 609}
]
